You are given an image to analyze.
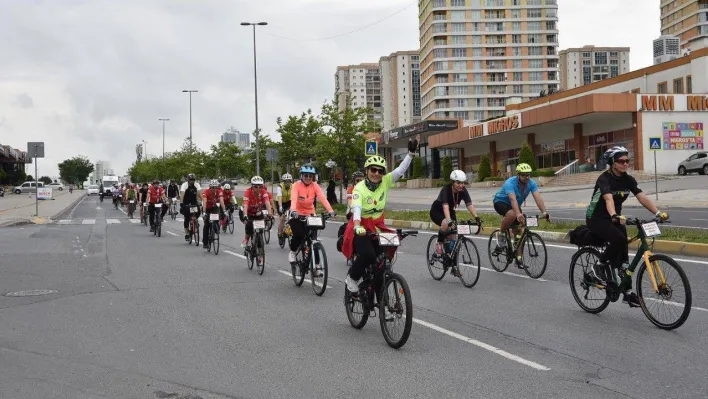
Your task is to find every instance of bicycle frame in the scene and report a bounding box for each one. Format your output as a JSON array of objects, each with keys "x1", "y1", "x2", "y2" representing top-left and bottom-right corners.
[{"x1": 623, "y1": 220, "x2": 667, "y2": 293}]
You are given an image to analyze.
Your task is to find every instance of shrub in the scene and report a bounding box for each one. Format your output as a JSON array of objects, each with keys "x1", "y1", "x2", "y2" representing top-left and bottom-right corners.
[
  {"x1": 476, "y1": 155, "x2": 491, "y2": 182},
  {"x1": 412, "y1": 157, "x2": 424, "y2": 179},
  {"x1": 441, "y1": 156, "x2": 452, "y2": 183},
  {"x1": 518, "y1": 142, "x2": 537, "y2": 170}
]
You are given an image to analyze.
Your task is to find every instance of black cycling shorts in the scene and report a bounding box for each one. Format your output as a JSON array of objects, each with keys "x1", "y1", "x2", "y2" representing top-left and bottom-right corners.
[
  {"x1": 493, "y1": 201, "x2": 517, "y2": 217},
  {"x1": 429, "y1": 206, "x2": 456, "y2": 227}
]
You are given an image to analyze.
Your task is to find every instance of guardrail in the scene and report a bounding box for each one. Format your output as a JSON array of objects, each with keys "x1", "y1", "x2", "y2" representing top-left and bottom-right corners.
[{"x1": 553, "y1": 159, "x2": 580, "y2": 179}]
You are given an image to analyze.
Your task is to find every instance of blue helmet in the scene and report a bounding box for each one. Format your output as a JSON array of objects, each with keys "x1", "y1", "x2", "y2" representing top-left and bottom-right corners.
[{"x1": 300, "y1": 164, "x2": 316, "y2": 174}]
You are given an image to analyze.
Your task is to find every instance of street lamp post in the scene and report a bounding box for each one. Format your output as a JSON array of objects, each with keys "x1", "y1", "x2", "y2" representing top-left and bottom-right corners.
[
  {"x1": 241, "y1": 21, "x2": 268, "y2": 176},
  {"x1": 182, "y1": 90, "x2": 198, "y2": 147},
  {"x1": 158, "y1": 118, "x2": 170, "y2": 159}
]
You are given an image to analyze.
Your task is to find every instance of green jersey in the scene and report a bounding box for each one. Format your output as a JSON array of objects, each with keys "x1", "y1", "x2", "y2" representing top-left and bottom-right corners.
[{"x1": 351, "y1": 174, "x2": 394, "y2": 221}]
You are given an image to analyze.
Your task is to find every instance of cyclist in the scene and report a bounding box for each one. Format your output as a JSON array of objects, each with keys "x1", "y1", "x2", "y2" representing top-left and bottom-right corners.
[
  {"x1": 343, "y1": 137, "x2": 419, "y2": 292},
  {"x1": 138, "y1": 183, "x2": 149, "y2": 221},
  {"x1": 586, "y1": 146, "x2": 669, "y2": 307},
  {"x1": 159, "y1": 183, "x2": 170, "y2": 220},
  {"x1": 492, "y1": 163, "x2": 549, "y2": 257},
  {"x1": 147, "y1": 180, "x2": 166, "y2": 232},
  {"x1": 125, "y1": 184, "x2": 138, "y2": 217},
  {"x1": 275, "y1": 173, "x2": 293, "y2": 239},
  {"x1": 180, "y1": 174, "x2": 202, "y2": 241},
  {"x1": 220, "y1": 183, "x2": 237, "y2": 232},
  {"x1": 201, "y1": 179, "x2": 226, "y2": 249},
  {"x1": 430, "y1": 169, "x2": 481, "y2": 259},
  {"x1": 111, "y1": 184, "x2": 121, "y2": 208},
  {"x1": 287, "y1": 164, "x2": 336, "y2": 265},
  {"x1": 167, "y1": 180, "x2": 180, "y2": 213},
  {"x1": 241, "y1": 176, "x2": 273, "y2": 248}
]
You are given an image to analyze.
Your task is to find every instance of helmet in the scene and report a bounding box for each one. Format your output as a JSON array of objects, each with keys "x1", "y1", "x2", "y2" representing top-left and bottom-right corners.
[
  {"x1": 281, "y1": 173, "x2": 292, "y2": 181},
  {"x1": 187, "y1": 173, "x2": 196, "y2": 180},
  {"x1": 450, "y1": 170, "x2": 467, "y2": 182},
  {"x1": 250, "y1": 176, "x2": 264, "y2": 185},
  {"x1": 516, "y1": 163, "x2": 533, "y2": 173},
  {"x1": 300, "y1": 164, "x2": 316, "y2": 174},
  {"x1": 365, "y1": 155, "x2": 387, "y2": 171},
  {"x1": 351, "y1": 170, "x2": 364, "y2": 179},
  {"x1": 152, "y1": 180, "x2": 159, "y2": 185},
  {"x1": 209, "y1": 179, "x2": 220, "y2": 188},
  {"x1": 223, "y1": 183, "x2": 231, "y2": 190},
  {"x1": 603, "y1": 146, "x2": 629, "y2": 165}
]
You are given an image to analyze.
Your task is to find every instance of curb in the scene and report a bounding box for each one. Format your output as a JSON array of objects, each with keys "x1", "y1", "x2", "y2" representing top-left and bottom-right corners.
[
  {"x1": 0, "y1": 194, "x2": 86, "y2": 228},
  {"x1": 332, "y1": 217, "x2": 708, "y2": 258}
]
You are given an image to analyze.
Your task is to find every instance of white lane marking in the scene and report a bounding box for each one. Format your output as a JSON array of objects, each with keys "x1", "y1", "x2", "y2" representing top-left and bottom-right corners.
[
  {"x1": 690, "y1": 218, "x2": 708, "y2": 221},
  {"x1": 643, "y1": 297, "x2": 708, "y2": 312},
  {"x1": 476, "y1": 266, "x2": 548, "y2": 282},
  {"x1": 413, "y1": 318, "x2": 550, "y2": 371},
  {"x1": 276, "y1": 269, "x2": 332, "y2": 288},
  {"x1": 224, "y1": 250, "x2": 247, "y2": 259},
  {"x1": 129, "y1": 219, "x2": 140, "y2": 224},
  {"x1": 166, "y1": 231, "x2": 179, "y2": 236},
  {"x1": 118, "y1": 208, "x2": 127, "y2": 215},
  {"x1": 82, "y1": 219, "x2": 95, "y2": 225},
  {"x1": 58, "y1": 220, "x2": 71, "y2": 224},
  {"x1": 106, "y1": 219, "x2": 121, "y2": 224}
]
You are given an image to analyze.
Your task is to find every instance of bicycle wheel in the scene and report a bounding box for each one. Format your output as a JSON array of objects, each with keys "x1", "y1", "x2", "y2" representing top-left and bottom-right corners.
[
  {"x1": 247, "y1": 243, "x2": 255, "y2": 270},
  {"x1": 195, "y1": 220, "x2": 200, "y2": 247},
  {"x1": 157, "y1": 219, "x2": 162, "y2": 237},
  {"x1": 189, "y1": 220, "x2": 194, "y2": 245},
  {"x1": 228, "y1": 217, "x2": 234, "y2": 234},
  {"x1": 569, "y1": 247, "x2": 610, "y2": 314},
  {"x1": 636, "y1": 254, "x2": 692, "y2": 330},
  {"x1": 487, "y1": 229, "x2": 511, "y2": 272},
  {"x1": 521, "y1": 232, "x2": 547, "y2": 279},
  {"x1": 425, "y1": 235, "x2": 447, "y2": 280},
  {"x1": 292, "y1": 247, "x2": 306, "y2": 286},
  {"x1": 344, "y1": 286, "x2": 369, "y2": 329},
  {"x1": 310, "y1": 242, "x2": 328, "y2": 296},
  {"x1": 456, "y1": 237, "x2": 481, "y2": 288},
  {"x1": 213, "y1": 222, "x2": 220, "y2": 255},
  {"x1": 380, "y1": 273, "x2": 413, "y2": 349},
  {"x1": 264, "y1": 223, "x2": 271, "y2": 244},
  {"x1": 206, "y1": 227, "x2": 212, "y2": 252},
  {"x1": 278, "y1": 233, "x2": 286, "y2": 249},
  {"x1": 256, "y1": 233, "x2": 265, "y2": 275}
]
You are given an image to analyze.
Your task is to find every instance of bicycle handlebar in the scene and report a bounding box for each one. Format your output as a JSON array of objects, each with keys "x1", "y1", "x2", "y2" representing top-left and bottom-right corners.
[
  {"x1": 624, "y1": 216, "x2": 670, "y2": 226},
  {"x1": 365, "y1": 228, "x2": 418, "y2": 239}
]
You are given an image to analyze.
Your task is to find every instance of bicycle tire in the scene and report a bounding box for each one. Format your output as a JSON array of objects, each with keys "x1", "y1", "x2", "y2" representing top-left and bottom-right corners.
[
  {"x1": 256, "y1": 233, "x2": 265, "y2": 275},
  {"x1": 456, "y1": 237, "x2": 481, "y2": 288},
  {"x1": 213, "y1": 222, "x2": 220, "y2": 255},
  {"x1": 278, "y1": 233, "x2": 285, "y2": 249},
  {"x1": 425, "y1": 235, "x2": 447, "y2": 280},
  {"x1": 522, "y1": 232, "x2": 548, "y2": 279},
  {"x1": 487, "y1": 229, "x2": 511, "y2": 272},
  {"x1": 206, "y1": 226, "x2": 212, "y2": 252},
  {"x1": 228, "y1": 217, "x2": 234, "y2": 234},
  {"x1": 311, "y1": 242, "x2": 328, "y2": 296},
  {"x1": 157, "y1": 220, "x2": 161, "y2": 238},
  {"x1": 637, "y1": 254, "x2": 692, "y2": 330},
  {"x1": 189, "y1": 219, "x2": 194, "y2": 245},
  {"x1": 344, "y1": 287, "x2": 369, "y2": 329},
  {"x1": 379, "y1": 273, "x2": 413, "y2": 349},
  {"x1": 195, "y1": 220, "x2": 200, "y2": 247},
  {"x1": 265, "y1": 228, "x2": 270, "y2": 245},
  {"x1": 568, "y1": 247, "x2": 610, "y2": 314},
  {"x1": 292, "y1": 246, "x2": 306, "y2": 286},
  {"x1": 247, "y1": 243, "x2": 255, "y2": 270}
]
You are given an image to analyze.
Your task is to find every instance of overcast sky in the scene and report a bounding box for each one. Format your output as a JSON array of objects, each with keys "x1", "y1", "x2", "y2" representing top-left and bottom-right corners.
[{"x1": 0, "y1": 0, "x2": 659, "y2": 178}]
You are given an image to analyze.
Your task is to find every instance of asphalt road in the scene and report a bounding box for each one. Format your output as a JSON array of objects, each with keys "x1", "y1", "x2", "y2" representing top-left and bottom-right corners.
[{"x1": 1, "y1": 195, "x2": 707, "y2": 398}]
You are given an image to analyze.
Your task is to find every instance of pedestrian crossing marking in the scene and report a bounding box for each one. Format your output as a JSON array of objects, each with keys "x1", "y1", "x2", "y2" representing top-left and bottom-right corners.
[
  {"x1": 58, "y1": 220, "x2": 72, "y2": 224},
  {"x1": 82, "y1": 219, "x2": 96, "y2": 225},
  {"x1": 129, "y1": 219, "x2": 141, "y2": 224},
  {"x1": 106, "y1": 219, "x2": 121, "y2": 224}
]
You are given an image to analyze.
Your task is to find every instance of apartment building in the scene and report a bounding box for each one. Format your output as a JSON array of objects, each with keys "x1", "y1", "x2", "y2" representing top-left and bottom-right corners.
[
  {"x1": 660, "y1": 0, "x2": 708, "y2": 49},
  {"x1": 334, "y1": 63, "x2": 383, "y2": 123},
  {"x1": 653, "y1": 35, "x2": 682, "y2": 65},
  {"x1": 559, "y1": 46, "x2": 630, "y2": 90},
  {"x1": 418, "y1": 0, "x2": 560, "y2": 123},
  {"x1": 379, "y1": 51, "x2": 423, "y2": 130}
]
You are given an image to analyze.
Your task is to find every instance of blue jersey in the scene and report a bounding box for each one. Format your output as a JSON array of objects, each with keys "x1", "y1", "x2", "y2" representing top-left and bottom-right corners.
[{"x1": 493, "y1": 176, "x2": 538, "y2": 207}]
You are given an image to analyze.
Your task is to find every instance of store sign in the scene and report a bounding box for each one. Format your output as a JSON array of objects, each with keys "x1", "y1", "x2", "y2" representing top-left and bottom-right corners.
[
  {"x1": 488, "y1": 115, "x2": 521, "y2": 134},
  {"x1": 37, "y1": 187, "x2": 53, "y2": 200},
  {"x1": 639, "y1": 94, "x2": 708, "y2": 112},
  {"x1": 469, "y1": 124, "x2": 484, "y2": 139},
  {"x1": 589, "y1": 132, "x2": 614, "y2": 146},
  {"x1": 662, "y1": 122, "x2": 704, "y2": 150},
  {"x1": 541, "y1": 140, "x2": 565, "y2": 153},
  {"x1": 507, "y1": 148, "x2": 521, "y2": 158}
]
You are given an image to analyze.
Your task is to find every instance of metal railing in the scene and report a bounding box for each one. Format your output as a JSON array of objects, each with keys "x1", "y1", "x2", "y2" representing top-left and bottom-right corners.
[{"x1": 553, "y1": 159, "x2": 580, "y2": 179}]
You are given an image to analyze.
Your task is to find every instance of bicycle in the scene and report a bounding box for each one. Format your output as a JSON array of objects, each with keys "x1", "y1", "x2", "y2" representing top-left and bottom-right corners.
[
  {"x1": 187, "y1": 205, "x2": 200, "y2": 246},
  {"x1": 264, "y1": 214, "x2": 275, "y2": 244},
  {"x1": 204, "y1": 211, "x2": 220, "y2": 255},
  {"x1": 569, "y1": 217, "x2": 691, "y2": 330},
  {"x1": 426, "y1": 220, "x2": 482, "y2": 288},
  {"x1": 290, "y1": 213, "x2": 331, "y2": 296},
  {"x1": 152, "y1": 203, "x2": 163, "y2": 237},
  {"x1": 127, "y1": 199, "x2": 136, "y2": 218},
  {"x1": 222, "y1": 208, "x2": 235, "y2": 234},
  {"x1": 488, "y1": 214, "x2": 548, "y2": 279},
  {"x1": 169, "y1": 197, "x2": 178, "y2": 220},
  {"x1": 344, "y1": 229, "x2": 416, "y2": 349},
  {"x1": 279, "y1": 223, "x2": 292, "y2": 249},
  {"x1": 244, "y1": 217, "x2": 267, "y2": 275},
  {"x1": 141, "y1": 202, "x2": 148, "y2": 226}
]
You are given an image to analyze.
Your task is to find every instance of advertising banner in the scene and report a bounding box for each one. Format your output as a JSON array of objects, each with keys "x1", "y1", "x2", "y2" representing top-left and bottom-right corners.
[
  {"x1": 36, "y1": 187, "x2": 53, "y2": 200},
  {"x1": 662, "y1": 122, "x2": 704, "y2": 150}
]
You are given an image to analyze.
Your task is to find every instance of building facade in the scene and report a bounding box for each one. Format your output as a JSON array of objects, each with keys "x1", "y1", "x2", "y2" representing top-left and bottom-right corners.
[
  {"x1": 559, "y1": 46, "x2": 630, "y2": 90},
  {"x1": 653, "y1": 35, "x2": 682, "y2": 65},
  {"x1": 418, "y1": 0, "x2": 560, "y2": 124},
  {"x1": 238, "y1": 133, "x2": 250, "y2": 150},
  {"x1": 379, "y1": 50, "x2": 423, "y2": 131},
  {"x1": 334, "y1": 63, "x2": 383, "y2": 123},
  {"x1": 221, "y1": 132, "x2": 237, "y2": 143},
  {"x1": 660, "y1": 0, "x2": 708, "y2": 49}
]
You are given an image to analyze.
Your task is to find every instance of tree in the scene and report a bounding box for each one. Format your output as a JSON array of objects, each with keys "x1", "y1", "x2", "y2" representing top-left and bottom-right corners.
[
  {"x1": 26, "y1": 174, "x2": 34, "y2": 182},
  {"x1": 0, "y1": 168, "x2": 6, "y2": 184},
  {"x1": 477, "y1": 155, "x2": 491, "y2": 182},
  {"x1": 275, "y1": 109, "x2": 321, "y2": 172},
  {"x1": 58, "y1": 156, "x2": 94, "y2": 185},
  {"x1": 518, "y1": 142, "x2": 537, "y2": 171},
  {"x1": 207, "y1": 141, "x2": 247, "y2": 179},
  {"x1": 246, "y1": 133, "x2": 276, "y2": 179},
  {"x1": 441, "y1": 156, "x2": 452, "y2": 182},
  {"x1": 412, "y1": 157, "x2": 424, "y2": 179},
  {"x1": 39, "y1": 176, "x2": 53, "y2": 184}
]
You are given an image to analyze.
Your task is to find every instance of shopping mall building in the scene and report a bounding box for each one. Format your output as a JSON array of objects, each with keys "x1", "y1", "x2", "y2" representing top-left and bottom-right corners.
[{"x1": 381, "y1": 42, "x2": 708, "y2": 177}]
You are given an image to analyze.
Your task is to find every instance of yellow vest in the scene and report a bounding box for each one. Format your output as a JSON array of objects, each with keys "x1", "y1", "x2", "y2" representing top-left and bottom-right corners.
[{"x1": 280, "y1": 183, "x2": 292, "y2": 201}]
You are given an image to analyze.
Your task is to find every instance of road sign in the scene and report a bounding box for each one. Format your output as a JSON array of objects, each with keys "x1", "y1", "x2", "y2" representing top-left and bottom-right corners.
[
  {"x1": 27, "y1": 142, "x2": 45, "y2": 158},
  {"x1": 649, "y1": 137, "x2": 661, "y2": 150},
  {"x1": 365, "y1": 140, "x2": 378, "y2": 156},
  {"x1": 265, "y1": 148, "x2": 278, "y2": 162}
]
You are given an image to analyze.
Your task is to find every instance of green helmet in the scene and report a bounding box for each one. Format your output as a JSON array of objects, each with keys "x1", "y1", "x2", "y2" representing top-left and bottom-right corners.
[
  {"x1": 365, "y1": 155, "x2": 387, "y2": 171},
  {"x1": 516, "y1": 163, "x2": 532, "y2": 173}
]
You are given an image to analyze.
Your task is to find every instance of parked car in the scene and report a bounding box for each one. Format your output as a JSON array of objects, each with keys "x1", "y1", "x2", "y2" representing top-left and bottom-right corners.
[
  {"x1": 48, "y1": 182, "x2": 65, "y2": 191},
  {"x1": 677, "y1": 151, "x2": 708, "y2": 175},
  {"x1": 86, "y1": 185, "x2": 100, "y2": 196},
  {"x1": 13, "y1": 181, "x2": 44, "y2": 194}
]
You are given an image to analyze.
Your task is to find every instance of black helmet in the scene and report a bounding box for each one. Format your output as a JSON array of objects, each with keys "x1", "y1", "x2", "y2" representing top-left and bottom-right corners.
[
  {"x1": 187, "y1": 173, "x2": 196, "y2": 180},
  {"x1": 351, "y1": 171, "x2": 364, "y2": 179}
]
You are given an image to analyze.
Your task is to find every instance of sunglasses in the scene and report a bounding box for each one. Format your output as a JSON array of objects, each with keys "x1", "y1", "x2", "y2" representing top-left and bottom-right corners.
[
  {"x1": 615, "y1": 159, "x2": 630, "y2": 165},
  {"x1": 518, "y1": 173, "x2": 531, "y2": 178},
  {"x1": 301, "y1": 174, "x2": 314, "y2": 179},
  {"x1": 369, "y1": 167, "x2": 385, "y2": 175}
]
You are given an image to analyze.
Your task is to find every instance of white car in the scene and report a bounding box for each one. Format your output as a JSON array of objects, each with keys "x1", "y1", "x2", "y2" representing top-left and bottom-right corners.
[
  {"x1": 87, "y1": 185, "x2": 100, "y2": 196},
  {"x1": 48, "y1": 182, "x2": 65, "y2": 191}
]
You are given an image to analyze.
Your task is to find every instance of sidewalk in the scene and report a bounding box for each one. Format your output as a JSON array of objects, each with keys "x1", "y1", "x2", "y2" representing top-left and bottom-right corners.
[{"x1": 0, "y1": 190, "x2": 86, "y2": 227}]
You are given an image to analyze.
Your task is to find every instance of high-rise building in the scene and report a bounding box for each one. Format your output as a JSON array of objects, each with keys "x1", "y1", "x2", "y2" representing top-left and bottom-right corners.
[
  {"x1": 221, "y1": 132, "x2": 237, "y2": 143},
  {"x1": 95, "y1": 160, "x2": 109, "y2": 182},
  {"x1": 559, "y1": 46, "x2": 630, "y2": 89},
  {"x1": 660, "y1": 0, "x2": 708, "y2": 49},
  {"x1": 334, "y1": 63, "x2": 383, "y2": 123},
  {"x1": 418, "y1": 0, "x2": 560, "y2": 123},
  {"x1": 653, "y1": 35, "x2": 682, "y2": 64},
  {"x1": 238, "y1": 133, "x2": 250, "y2": 150},
  {"x1": 379, "y1": 50, "x2": 423, "y2": 130}
]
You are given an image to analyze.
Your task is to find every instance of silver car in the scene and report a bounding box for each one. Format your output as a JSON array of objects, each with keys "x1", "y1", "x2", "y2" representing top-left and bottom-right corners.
[{"x1": 677, "y1": 151, "x2": 708, "y2": 175}]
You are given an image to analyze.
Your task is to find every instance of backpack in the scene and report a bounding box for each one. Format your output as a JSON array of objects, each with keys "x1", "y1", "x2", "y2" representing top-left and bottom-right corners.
[{"x1": 568, "y1": 225, "x2": 605, "y2": 247}]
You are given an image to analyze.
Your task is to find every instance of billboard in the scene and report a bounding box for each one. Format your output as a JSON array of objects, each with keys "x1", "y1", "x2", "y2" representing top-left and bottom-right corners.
[{"x1": 662, "y1": 122, "x2": 704, "y2": 150}]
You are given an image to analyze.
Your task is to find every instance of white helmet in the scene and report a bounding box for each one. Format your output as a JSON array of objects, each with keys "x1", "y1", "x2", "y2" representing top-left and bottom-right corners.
[
  {"x1": 450, "y1": 169, "x2": 467, "y2": 183},
  {"x1": 281, "y1": 173, "x2": 292, "y2": 181},
  {"x1": 209, "y1": 179, "x2": 220, "y2": 188},
  {"x1": 223, "y1": 183, "x2": 231, "y2": 190},
  {"x1": 251, "y1": 176, "x2": 264, "y2": 185}
]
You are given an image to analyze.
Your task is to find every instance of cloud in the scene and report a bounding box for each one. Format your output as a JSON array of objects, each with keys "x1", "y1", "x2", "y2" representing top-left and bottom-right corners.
[{"x1": 0, "y1": 0, "x2": 659, "y2": 178}]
